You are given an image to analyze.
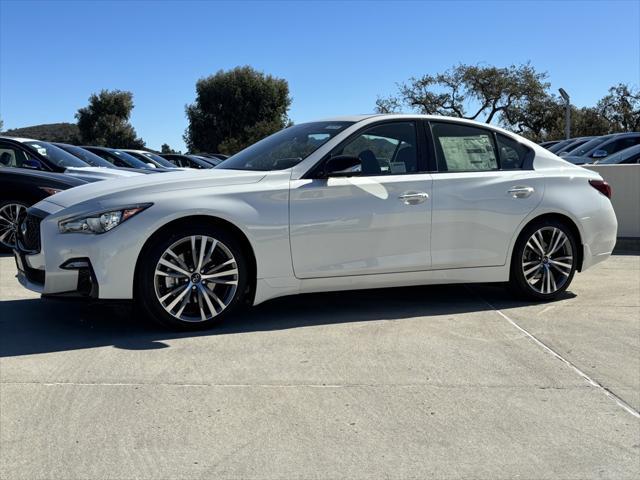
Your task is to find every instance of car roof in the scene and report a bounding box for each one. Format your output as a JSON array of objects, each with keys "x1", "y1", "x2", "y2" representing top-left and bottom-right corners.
[
  {"x1": 0, "y1": 136, "x2": 38, "y2": 142},
  {"x1": 83, "y1": 145, "x2": 114, "y2": 151}
]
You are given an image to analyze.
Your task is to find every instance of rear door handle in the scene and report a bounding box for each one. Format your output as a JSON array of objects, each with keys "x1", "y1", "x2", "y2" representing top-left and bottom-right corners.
[
  {"x1": 398, "y1": 192, "x2": 429, "y2": 205},
  {"x1": 507, "y1": 186, "x2": 534, "y2": 198}
]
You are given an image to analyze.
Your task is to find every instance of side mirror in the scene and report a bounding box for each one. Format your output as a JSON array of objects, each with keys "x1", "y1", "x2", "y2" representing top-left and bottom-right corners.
[
  {"x1": 592, "y1": 149, "x2": 608, "y2": 159},
  {"x1": 147, "y1": 163, "x2": 157, "y2": 168},
  {"x1": 324, "y1": 155, "x2": 362, "y2": 178},
  {"x1": 23, "y1": 159, "x2": 42, "y2": 170}
]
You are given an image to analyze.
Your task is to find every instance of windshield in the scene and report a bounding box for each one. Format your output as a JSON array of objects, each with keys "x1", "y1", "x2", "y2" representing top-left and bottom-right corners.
[
  {"x1": 141, "y1": 152, "x2": 177, "y2": 168},
  {"x1": 127, "y1": 150, "x2": 177, "y2": 168},
  {"x1": 24, "y1": 141, "x2": 89, "y2": 168},
  {"x1": 189, "y1": 155, "x2": 219, "y2": 167},
  {"x1": 56, "y1": 144, "x2": 115, "y2": 168},
  {"x1": 548, "y1": 139, "x2": 573, "y2": 153},
  {"x1": 217, "y1": 121, "x2": 354, "y2": 171},
  {"x1": 558, "y1": 138, "x2": 590, "y2": 155},
  {"x1": 110, "y1": 150, "x2": 153, "y2": 169},
  {"x1": 565, "y1": 136, "x2": 609, "y2": 156},
  {"x1": 597, "y1": 144, "x2": 640, "y2": 164}
]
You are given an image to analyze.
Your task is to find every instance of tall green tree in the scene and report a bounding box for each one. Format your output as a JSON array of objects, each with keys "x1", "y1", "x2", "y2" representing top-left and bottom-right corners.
[
  {"x1": 375, "y1": 63, "x2": 627, "y2": 142},
  {"x1": 76, "y1": 89, "x2": 145, "y2": 148},
  {"x1": 184, "y1": 66, "x2": 291, "y2": 154},
  {"x1": 160, "y1": 143, "x2": 178, "y2": 154},
  {"x1": 376, "y1": 63, "x2": 549, "y2": 125},
  {"x1": 596, "y1": 83, "x2": 640, "y2": 132}
]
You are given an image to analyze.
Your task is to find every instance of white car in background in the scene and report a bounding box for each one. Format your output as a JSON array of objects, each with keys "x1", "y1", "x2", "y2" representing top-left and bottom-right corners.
[{"x1": 14, "y1": 115, "x2": 617, "y2": 329}]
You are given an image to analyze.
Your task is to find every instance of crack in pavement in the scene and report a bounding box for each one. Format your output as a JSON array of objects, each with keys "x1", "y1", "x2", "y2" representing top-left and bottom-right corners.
[{"x1": 471, "y1": 287, "x2": 640, "y2": 419}]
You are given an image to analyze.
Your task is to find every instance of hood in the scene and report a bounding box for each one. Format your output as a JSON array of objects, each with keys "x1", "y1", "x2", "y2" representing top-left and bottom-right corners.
[
  {"x1": 46, "y1": 168, "x2": 267, "y2": 208},
  {"x1": 63, "y1": 166, "x2": 143, "y2": 182}
]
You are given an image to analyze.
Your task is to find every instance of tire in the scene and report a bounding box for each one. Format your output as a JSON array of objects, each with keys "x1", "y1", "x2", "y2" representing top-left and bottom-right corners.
[
  {"x1": 509, "y1": 218, "x2": 578, "y2": 301},
  {"x1": 0, "y1": 200, "x2": 30, "y2": 251},
  {"x1": 136, "y1": 222, "x2": 250, "y2": 330}
]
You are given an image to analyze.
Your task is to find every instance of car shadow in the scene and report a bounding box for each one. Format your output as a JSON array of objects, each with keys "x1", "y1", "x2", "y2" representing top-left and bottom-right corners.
[{"x1": 0, "y1": 283, "x2": 575, "y2": 358}]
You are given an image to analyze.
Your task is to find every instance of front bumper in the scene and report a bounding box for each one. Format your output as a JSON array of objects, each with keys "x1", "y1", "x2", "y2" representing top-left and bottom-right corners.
[
  {"x1": 15, "y1": 200, "x2": 142, "y2": 300},
  {"x1": 15, "y1": 240, "x2": 99, "y2": 299}
]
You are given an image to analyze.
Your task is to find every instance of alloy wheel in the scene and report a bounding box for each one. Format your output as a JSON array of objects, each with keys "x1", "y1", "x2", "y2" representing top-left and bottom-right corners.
[
  {"x1": 153, "y1": 235, "x2": 239, "y2": 322},
  {"x1": 521, "y1": 226, "x2": 574, "y2": 295},
  {"x1": 0, "y1": 203, "x2": 27, "y2": 249}
]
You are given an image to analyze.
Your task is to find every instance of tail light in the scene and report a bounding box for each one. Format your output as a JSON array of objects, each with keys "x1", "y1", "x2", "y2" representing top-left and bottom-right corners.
[{"x1": 589, "y1": 179, "x2": 612, "y2": 199}]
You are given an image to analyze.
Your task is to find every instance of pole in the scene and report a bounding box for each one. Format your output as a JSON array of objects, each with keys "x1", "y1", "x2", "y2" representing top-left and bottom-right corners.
[{"x1": 559, "y1": 88, "x2": 571, "y2": 140}]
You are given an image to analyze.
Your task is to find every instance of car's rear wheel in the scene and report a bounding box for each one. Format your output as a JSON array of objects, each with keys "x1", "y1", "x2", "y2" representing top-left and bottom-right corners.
[
  {"x1": 137, "y1": 223, "x2": 249, "y2": 330},
  {"x1": 0, "y1": 201, "x2": 29, "y2": 250},
  {"x1": 509, "y1": 219, "x2": 578, "y2": 300}
]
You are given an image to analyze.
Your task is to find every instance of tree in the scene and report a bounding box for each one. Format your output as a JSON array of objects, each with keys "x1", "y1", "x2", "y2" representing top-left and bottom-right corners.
[
  {"x1": 161, "y1": 143, "x2": 178, "y2": 154},
  {"x1": 376, "y1": 63, "x2": 549, "y2": 125},
  {"x1": 597, "y1": 83, "x2": 640, "y2": 132},
  {"x1": 184, "y1": 66, "x2": 291, "y2": 154},
  {"x1": 500, "y1": 92, "x2": 563, "y2": 141},
  {"x1": 76, "y1": 89, "x2": 145, "y2": 148}
]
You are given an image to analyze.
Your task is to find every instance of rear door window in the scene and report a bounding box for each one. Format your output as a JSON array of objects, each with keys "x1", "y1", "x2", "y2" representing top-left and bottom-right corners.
[{"x1": 431, "y1": 123, "x2": 499, "y2": 172}]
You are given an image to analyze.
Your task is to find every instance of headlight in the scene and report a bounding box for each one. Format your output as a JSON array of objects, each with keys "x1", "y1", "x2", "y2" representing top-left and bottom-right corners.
[{"x1": 59, "y1": 204, "x2": 152, "y2": 234}]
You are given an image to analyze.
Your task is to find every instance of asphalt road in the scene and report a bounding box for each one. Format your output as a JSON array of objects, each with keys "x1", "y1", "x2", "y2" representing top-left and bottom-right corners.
[{"x1": 1, "y1": 254, "x2": 638, "y2": 479}]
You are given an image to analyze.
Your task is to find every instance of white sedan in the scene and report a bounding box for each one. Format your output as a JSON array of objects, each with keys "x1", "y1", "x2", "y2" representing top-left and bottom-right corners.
[{"x1": 14, "y1": 115, "x2": 617, "y2": 329}]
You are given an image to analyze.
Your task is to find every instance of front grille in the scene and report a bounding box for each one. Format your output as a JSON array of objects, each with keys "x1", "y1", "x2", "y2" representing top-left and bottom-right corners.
[{"x1": 19, "y1": 214, "x2": 42, "y2": 253}]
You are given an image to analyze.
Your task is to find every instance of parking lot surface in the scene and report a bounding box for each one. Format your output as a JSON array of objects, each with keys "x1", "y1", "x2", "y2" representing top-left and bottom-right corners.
[{"x1": 1, "y1": 253, "x2": 639, "y2": 479}]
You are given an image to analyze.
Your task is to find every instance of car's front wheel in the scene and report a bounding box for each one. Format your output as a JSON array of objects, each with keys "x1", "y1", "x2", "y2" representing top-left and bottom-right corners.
[
  {"x1": 0, "y1": 200, "x2": 29, "y2": 250},
  {"x1": 509, "y1": 219, "x2": 578, "y2": 300},
  {"x1": 137, "y1": 223, "x2": 250, "y2": 330}
]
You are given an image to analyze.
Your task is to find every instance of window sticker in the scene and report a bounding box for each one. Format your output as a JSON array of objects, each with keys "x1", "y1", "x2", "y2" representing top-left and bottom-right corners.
[
  {"x1": 439, "y1": 135, "x2": 497, "y2": 170},
  {"x1": 389, "y1": 162, "x2": 407, "y2": 174},
  {"x1": 31, "y1": 144, "x2": 48, "y2": 157}
]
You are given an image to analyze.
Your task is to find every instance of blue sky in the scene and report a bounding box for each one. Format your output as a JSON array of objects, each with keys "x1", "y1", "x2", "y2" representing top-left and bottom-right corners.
[{"x1": 1, "y1": 0, "x2": 638, "y2": 151}]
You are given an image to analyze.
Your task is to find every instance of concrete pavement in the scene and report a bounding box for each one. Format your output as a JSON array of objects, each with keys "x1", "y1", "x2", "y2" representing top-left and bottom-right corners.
[{"x1": 1, "y1": 254, "x2": 638, "y2": 479}]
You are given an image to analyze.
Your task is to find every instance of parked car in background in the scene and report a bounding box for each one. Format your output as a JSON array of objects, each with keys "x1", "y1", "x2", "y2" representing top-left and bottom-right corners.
[
  {"x1": 547, "y1": 138, "x2": 576, "y2": 153},
  {"x1": 122, "y1": 149, "x2": 184, "y2": 169},
  {"x1": 0, "y1": 168, "x2": 86, "y2": 249},
  {"x1": 539, "y1": 140, "x2": 561, "y2": 149},
  {"x1": 160, "y1": 153, "x2": 216, "y2": 169},
  {"x1": 196, "y1": 153, "x2": 229, "y2": 161},
  {"x1": 54, "y1": 143, "x2": 153, "y2": 175},
  {"x1": 556, "y1": 136, "x2": 595, "y2": 156},
  {"x1": 82, "y1": 146, "x2": 160, "y2": 171},
  {"x1": 592, "y1": 144, "x2": 640, "y2": 164},
  {"x1": 562, "y1": 132, "x2": 640, "y2": 164},
  {"x1": 14, "y1": 115, "x2": 617, "y2": 330},
  {"x1": 0, "y1": 137, "x2": 141, "y2": 182}
]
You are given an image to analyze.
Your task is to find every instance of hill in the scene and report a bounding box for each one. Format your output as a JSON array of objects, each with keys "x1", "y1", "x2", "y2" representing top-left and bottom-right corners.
[{"x1": 1, "y1": 122, "x2": 80, "y2": 143}]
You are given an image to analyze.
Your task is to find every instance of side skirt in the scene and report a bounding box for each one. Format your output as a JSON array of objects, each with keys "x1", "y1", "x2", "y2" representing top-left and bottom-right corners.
[{"x1": 253, "y1": 265, "x2": 509, "y2": 305}]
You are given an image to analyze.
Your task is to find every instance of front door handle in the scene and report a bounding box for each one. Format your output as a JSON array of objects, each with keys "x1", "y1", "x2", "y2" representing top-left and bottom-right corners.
[
  {"x1": 507, "y1": 186, "x2": 534, "y2": 198},
  {"x1": 398, "y1": 192, "x2": 429, "y2": 205}
]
